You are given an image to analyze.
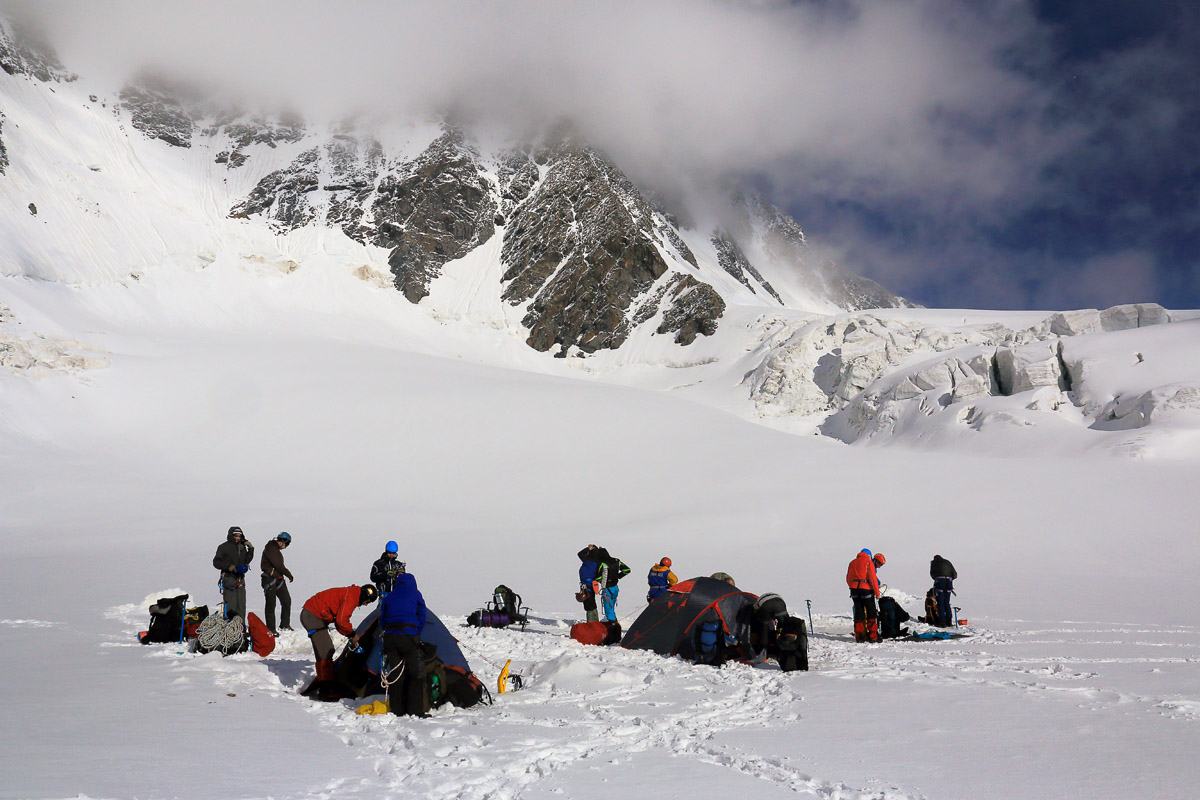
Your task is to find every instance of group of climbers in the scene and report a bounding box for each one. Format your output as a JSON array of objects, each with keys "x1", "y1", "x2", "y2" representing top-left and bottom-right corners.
[
  {"x1": 212, "y1": 528, "x2": 430, "y2": 716},
  {"x1": 213, "y1": 525, "x2": 962, "y2": 710},
  {"x1": 845, "y1": 549, "x2": 960, "y2": 642}
]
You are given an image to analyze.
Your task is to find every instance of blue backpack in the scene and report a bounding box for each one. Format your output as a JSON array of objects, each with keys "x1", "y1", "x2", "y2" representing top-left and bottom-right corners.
[{"x1": 697, "y1": 620, "x2": 722, "y2": 663}]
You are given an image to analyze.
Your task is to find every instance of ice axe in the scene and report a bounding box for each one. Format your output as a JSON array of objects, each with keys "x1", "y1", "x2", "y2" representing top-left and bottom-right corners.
[
  {"x1": 806, "y1": 599, "x2": 814, "y2": 634},
  {"x1": 953, "y1": 606, "x2": 961, "y2": 628},
  {"x1": 497, "y1": 659, "x2": 525, "y2": 694}
]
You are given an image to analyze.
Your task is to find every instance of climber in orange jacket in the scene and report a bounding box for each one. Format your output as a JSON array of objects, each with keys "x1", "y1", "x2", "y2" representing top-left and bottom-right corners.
[
  {"x1": 300, "y1": 584, "x2": 377, "y2": 699},
  {"x1": 846, "y1": 549, "x2": 885, "y2": 643}
]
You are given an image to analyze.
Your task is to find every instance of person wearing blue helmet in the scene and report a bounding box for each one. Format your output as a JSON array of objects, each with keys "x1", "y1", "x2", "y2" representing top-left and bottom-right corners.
[
  {"x1": 371, "y1": 540, "x2": 405, "y2": 598},
  {"x1": 260, "y1": 531, "x2": 295, "y2": 635}
]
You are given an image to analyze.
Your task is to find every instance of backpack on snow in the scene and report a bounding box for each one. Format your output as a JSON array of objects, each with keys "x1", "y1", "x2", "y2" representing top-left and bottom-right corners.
[
  {"x1": 141, "y1": 594, "x2": 190, "y2": 644},
  {"x1": 417, "y1": 642, "x2": 491, "y2": 713},
  {"x1": 695, "y1": 619, "x2": 725, "y2": 666},
  {"x1": 466, "y1": 584, "x2": 529, "y2": 630},
  {"x1": 878, "y1": 596, "x2": 910, "y2": 640},
  {"x1": 775, "y1": 615, "x2": 808, "y2": 672},
  {"x1": 918, "y1": 589, "x2": 938, "y2": 625}
]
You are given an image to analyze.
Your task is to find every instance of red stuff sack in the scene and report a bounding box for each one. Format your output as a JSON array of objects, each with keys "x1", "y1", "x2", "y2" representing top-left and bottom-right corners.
[
  {"x1": 570, "y1": 620, "x2": 622, "y2": 646},
  {"x1": 246, "y1": 612, "x2": 276, "y2": 657}
]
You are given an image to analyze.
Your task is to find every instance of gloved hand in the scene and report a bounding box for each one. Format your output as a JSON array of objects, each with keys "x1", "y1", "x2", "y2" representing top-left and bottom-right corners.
[
  {"x1": 236, "y1": 564, "x2": 249, "y2": 575},
  {"x1": 287, "y1": 575, "x2": 294, "y2": 582}
]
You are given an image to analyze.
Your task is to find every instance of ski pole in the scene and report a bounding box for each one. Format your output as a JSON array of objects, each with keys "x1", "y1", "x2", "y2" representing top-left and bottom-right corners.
[{"x1": 806, "y1": 599, "x2": 814, "y2": 634}]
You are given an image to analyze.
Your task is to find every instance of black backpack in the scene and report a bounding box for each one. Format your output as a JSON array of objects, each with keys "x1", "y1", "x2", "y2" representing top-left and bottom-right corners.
[
  {"x1": 878, "y1": 596, "x2": 911, "y2": 639},
  {"x1": 608, "y1": 558, "x2": 631, "y2": 582},
  {"x1": 776, "y1": 616, "x2": 809, "y2": 672},
  {"x1": 142, "y1": 594, "x2": 189, "y2": 644}
]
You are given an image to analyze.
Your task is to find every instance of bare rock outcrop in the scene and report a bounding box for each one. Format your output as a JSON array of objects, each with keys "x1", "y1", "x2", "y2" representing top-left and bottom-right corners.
[
  {"x1": 375, "y1": 130, "x2": 497, "y2": 303},
  {"x1": 501, "y1": 143, "x2": 672, "y2": 354},
  {"x1": 119, "y1": 80, "x2": 195, "y2": 148},
  {"x1": 0, "y1": 18, "x2": 74, "y2": 82}
]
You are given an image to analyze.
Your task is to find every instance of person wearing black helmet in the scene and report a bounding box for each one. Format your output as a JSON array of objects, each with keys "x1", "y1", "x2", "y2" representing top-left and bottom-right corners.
[
  {"x1": 213, "y1": 526, "x2": 254, "y2": 621},
  {"x1": 261, "y1": 532, "x2": 295, "y2": 636},
  {"x1": 371, "y1": 540, "x2": 405, "y2": 598},
  {"x1": 300, "y1": 584, "x2": 378, "y2": 700}
]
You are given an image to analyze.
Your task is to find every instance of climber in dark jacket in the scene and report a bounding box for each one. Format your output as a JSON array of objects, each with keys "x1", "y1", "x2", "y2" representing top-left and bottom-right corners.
[
  {"x1": 379, "y1": 572, "x2": 427, "y2": 717},
  {"x1": 371, "y1": 541, "x2": 405, "y2": 597},
  {"x1": 260, "y1": 532, "x2": 294, "y2": 635},
  {"x1": 213, "y1": 526, "x2": 254, "y2": 620},
  {"x1": 930, "y1": 555, "x2": 958, "y2": 627}
]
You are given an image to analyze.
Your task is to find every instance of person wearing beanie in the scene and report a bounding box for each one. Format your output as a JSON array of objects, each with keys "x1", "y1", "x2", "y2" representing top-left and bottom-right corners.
[{"x1": 213, "y1": 526, "x2": 254, "y2": 621}]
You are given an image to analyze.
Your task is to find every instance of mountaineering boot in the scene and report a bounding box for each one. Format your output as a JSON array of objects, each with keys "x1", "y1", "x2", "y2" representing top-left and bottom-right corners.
[
  {"x1": 853, "y1": 620, "x2": 866, "y2": 643},
  {"x1": 866, "y1": 618, "x2": 880, "y2": 643},
  {"x1": 313, "y1": 659, "x2": 339, "y2": 701}
]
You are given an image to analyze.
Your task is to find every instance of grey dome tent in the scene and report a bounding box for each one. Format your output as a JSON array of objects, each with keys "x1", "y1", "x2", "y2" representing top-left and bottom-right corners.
[{"x1": 621, "y1": 577, "x2": 758, "y2": 664}]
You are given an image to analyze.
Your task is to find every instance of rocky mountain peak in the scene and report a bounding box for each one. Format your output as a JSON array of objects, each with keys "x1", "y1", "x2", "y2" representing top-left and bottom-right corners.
[{"x1": 0, "y1": 17, "x2": 74, "y2": 83}]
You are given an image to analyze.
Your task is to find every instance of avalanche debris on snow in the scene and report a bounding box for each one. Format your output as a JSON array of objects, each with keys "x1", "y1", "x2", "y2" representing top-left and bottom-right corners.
[{"x1": 0, "y1": 303, "x2": 108, "y2": 376}]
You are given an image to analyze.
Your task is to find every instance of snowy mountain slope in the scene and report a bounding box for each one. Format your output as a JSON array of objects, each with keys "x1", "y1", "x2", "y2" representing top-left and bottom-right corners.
[
  {"x1": 5, "y1": 24, "x2": 1197, "y2": 459},
  {"x1": 0, "y1": 30, "x2": 904, "y2": 356},
  {"x1": 1, "y1": 294, "x2": 1198, "y2": 799}
]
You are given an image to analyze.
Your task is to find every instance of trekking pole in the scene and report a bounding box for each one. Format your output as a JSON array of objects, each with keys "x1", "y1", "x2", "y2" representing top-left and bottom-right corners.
[
  {"x1": 806, "y1": 600, "x2": 814, "y2": 634},
  {"x1": 177, "y1": 595, "x2": 189, "y2": 655}
]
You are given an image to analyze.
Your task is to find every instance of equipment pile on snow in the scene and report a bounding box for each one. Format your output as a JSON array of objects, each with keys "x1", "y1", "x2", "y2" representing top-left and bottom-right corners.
[{"x1": 467, "y1": 584, "x2": 529, "y2": 630}]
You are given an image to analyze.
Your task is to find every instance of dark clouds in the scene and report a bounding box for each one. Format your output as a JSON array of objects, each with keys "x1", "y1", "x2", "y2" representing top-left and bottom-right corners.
[{"x1": 5, "y1": 0, "x2": 1198, "y2": 309}]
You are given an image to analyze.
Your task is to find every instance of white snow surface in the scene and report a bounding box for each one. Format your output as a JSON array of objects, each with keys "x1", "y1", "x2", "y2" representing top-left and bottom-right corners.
[
  {"x1": 2, "y1": 51, "x2": 1199, "y2": 800},
  {"x1": 2, "y1": 270, "x2": 1198, "y2": 798}
]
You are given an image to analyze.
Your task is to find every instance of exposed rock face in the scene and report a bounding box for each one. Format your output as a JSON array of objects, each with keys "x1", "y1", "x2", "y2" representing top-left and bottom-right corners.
[
  {"x1": 496, "y1": 147, "x2": 539, "y2": 218},
  {"x1": 656, "y1": 274, "x2": 726, "y2": 345},
  {"x1": 712, "y1": 232, "x2": 781, "y2": 302},
  {"x1": 229, "y1": 146, "x2": 320, "y2": 228},
  {"x1": 119, "y1": 81, "x2": 195, "y2": 148},
  {"x1": 229, "y1": 127, "x2": 498, "y2": 303},
  {"x1": 501, "y1": 142, "x2": 695, "y2": 354},
  {"x1": 374, "y1": 130, "x2": 496, "y2": 303},
  {"x1": 208, "y1": 115, "x2": 306, "y2": 168},
  {"x1": 0, "y1": 18, "x2": 74, "y2": 82},
  {"x1": 0, "y1": 113, "x2": 7, "y2": 175},
  {"x1": 226, "y1": 123, "x2": 916, "y2": 355}
]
